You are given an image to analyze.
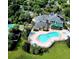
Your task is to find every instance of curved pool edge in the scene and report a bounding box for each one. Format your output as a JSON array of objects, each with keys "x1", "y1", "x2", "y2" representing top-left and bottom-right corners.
[
  {"x1": 38, "y1": 32, "x2": 61, "y2": 43},
  {"x1": 28, "y1": 30, "x2": 69, "y2": 48}
]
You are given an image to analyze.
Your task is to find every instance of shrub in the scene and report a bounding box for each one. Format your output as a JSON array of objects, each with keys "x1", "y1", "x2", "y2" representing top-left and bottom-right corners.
[
  {"x1": 22, "y1": 42, "x2": 30, "y2": 53},
  {"x1": 8, "y1": 27, "x2": 21, "y2": 50},
  {"x1": 66, "y1": 36, "x2": 70, "y2": 48}
]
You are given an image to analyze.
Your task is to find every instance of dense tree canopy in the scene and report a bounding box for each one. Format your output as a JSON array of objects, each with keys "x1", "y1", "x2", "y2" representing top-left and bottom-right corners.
[{"x1": 8, "y1": 0, "x2": 70, "y2": 24}]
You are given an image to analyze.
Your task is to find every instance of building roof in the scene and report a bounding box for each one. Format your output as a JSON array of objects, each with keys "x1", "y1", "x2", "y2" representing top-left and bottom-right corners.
[
  {"x1": 33, "y1": 14, "x2": 64, "y2": 29},
  {"x1": 33, "y1": 14, "x2": 63, "y2": 24},
  {"x1": 34, "y1": 21, "x2": 47, "y2": 29}
]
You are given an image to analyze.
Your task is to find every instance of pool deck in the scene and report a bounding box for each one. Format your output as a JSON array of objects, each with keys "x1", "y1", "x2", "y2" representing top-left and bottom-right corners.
[{"x1": 28, "y1": 28, "x2": 69, "y2": 48}]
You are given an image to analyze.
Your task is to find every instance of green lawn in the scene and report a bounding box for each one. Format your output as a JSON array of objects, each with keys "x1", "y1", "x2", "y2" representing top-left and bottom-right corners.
[{"x1": 8, "y1": 39, "x2": 70, "y2": 59}]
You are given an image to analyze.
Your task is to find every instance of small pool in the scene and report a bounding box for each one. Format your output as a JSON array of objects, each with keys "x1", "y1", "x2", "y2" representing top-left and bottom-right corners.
[
  {"x1": 38, "y1": 32, "x2": 60, "y2": 43},
  {"x1": 8, "y1": 24, "x2": 16, "y2": 30}
]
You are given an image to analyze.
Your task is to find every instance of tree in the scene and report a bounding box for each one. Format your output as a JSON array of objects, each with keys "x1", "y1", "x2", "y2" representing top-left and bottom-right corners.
[
  {"x1": 8, "y1": 25, "x2": 21, "y2": 50},
  {"x1": 18, "y1": 11, "x2": 32, "y2": 23},
  {"x1": 58, "y1": 0, "x2": 67, "y2": 4},
  {"x1": 66, "y1": 36, "x2": 70, "y2": 48},
  {"x1": 63, "y1": 7, "x2": 70, "y2": 17},
  {"x1": 22, "y1": 42, "x2": 30, "y2": 53},
  {"x1": 8, "y1": 32, "x2": 14, "y2": 49},
  {"x1": 16, "y1": 0, "x2": 25, "y2": 5},
  {"x1": 8, "y1": 3, "x2": 20, "y2": 17},
  {"x1": 21, "y1": 30, "x2": 27, "y2": 39},
  {"x1": 8, "y1": 8, "x2": 14, "y2": 17}
]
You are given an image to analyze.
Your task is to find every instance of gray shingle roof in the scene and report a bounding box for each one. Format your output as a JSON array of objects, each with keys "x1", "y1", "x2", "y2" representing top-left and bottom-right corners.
[
  {"x1": 33, "y1": 14, "x2": 63, "y2": 29},
  {"x1": 34, "y1": 15, "x2": 63, "y2": 23},
  {"x1": 34, "y1": 21, "x2": 47, "y2": 29}
]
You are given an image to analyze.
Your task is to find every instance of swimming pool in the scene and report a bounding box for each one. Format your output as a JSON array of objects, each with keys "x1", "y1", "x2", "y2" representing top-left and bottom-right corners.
[
  {"x1": 8, "y1": 24, "x2": 15, "y2": 30},
  {"x1": 38, "y1": 32, "x2": 60, "y2": 43}
]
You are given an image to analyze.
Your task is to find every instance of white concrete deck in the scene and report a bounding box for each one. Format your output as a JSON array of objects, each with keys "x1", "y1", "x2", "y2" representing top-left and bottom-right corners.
[{"x1": 28, "y1": 28, "x2": 69, "y2": 48}]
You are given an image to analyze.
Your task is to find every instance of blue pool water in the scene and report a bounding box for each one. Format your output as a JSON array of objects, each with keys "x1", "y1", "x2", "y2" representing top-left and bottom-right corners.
[
  {"x1": 8, "y1": 24, "x2": 15, "y2": 30},
  {"x1": 38, "y1": 32, "x2": 60, "y2": 43}
]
